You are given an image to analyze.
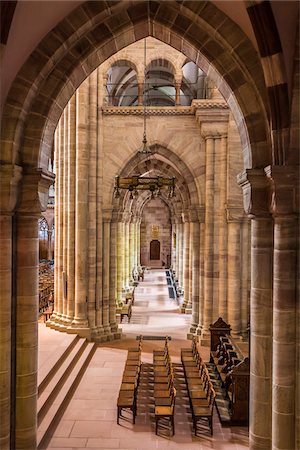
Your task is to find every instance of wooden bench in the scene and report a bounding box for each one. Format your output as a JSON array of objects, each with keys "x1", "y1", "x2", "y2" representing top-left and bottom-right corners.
[{"x1": 209, "y1": 318, "x2": 249, "y2": 424}]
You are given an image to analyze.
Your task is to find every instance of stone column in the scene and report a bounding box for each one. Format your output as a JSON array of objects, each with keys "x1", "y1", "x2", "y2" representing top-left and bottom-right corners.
[
  {"x1": 227, "y1": 208, "x2": 243, "y2": 336},
  {"x1": 196, "y1": 207, "x2": 205, "y2": 336},
  {"x1": 47, "y1": 229, "x2": 52, "y2": 260},
  {"x1": 189, "y1": 210, "x2": 200, "y2": 333},
  {"x1": 54, "y1": 117, "x2": 64, "y2": 322},
  {"x1": 109, "y1": 213, "x2": 119, "y2": 335},
  {"x1": 0, "y1": 213, "x2": 12, "y2": 449},
  {"x1": 0, "y1": 163, "x2": 21, "y2": 450},
  {"x1": 66, "y1": 94, "x2": 76, "y2": 322},
  {"x1": 62, "y1": 107, "x2": 68, "y2": 320},
  {"x1": 87, "y1": 73, "x2": 98, "y2": 330},
  {"x1": 238, "y1": 169, "x2": 273, "y2": 450},
  {"x1": 15, "y1": 213, "x2": 39, "y2": 450},
  {"x1": 182, "y1": 213, "x2": 190, "y2": 311},
  {"x1": 116, "y1": 219, "x2": 124, "y2": 303},
  {"x1": 14, "y1": 169, "x2": 54, "y2": 450},
  {"x1": 95, "y1": 68, "x2": 103, "y2": 331},
  {"x1": 241, "y1": 219, "x2": 250, "y2": 337},
  {"x1": 175, "y1": 79, "x2": 182, "y2": 106},
  {"x1": 218, "y1": 134, "x2": 228, "y2": 320},
  {"x1": 137, "y1": 75, "x2": 144, "y2": 106},
  {"x1": 178, "y1": 220, "x2": 184, "y2": 291},
  {"x1": 265, "y1": 166, "x2": 297, "y2": 450},
  {"x1": 73, "y1": 81, "x2": 89, "y2": 330},
  {"x1": 137, "y1": 216, "x2": 141, "y2": 268},
  {"x1": 124, "y1": 220, "x2": 130, "y2": 288},
  {"x1": 102, "y1": 210, "x2": 111, "y2": 334},
  {"x1": 202, "y1": 134, "x2": 215, "y2": 336},
  {"x1": 129, "y1": 221, "x2": 135, "y2": 283}
]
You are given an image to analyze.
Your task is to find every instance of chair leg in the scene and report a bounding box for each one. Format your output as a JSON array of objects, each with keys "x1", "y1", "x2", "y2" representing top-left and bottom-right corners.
[
  {"x1": 117, "y1": 407, "x2": 120, "y2": 424},
  {"x1": 155, "y1": 418, "x2": 158, "y2": 435},
  {"x1": 210, "y1": 416, "x2": 213, "y2": 435}
]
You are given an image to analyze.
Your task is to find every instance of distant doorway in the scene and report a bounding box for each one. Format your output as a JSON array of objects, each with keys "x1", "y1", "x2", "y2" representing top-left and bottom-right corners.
[{"x1": 150, "y1": 240, "x2": 160, "y2": 260}]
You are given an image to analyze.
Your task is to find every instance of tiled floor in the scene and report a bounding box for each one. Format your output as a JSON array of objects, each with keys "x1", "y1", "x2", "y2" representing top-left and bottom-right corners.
[{"x1": 42, "y1": 269, "x2": 249, "y2": 449}]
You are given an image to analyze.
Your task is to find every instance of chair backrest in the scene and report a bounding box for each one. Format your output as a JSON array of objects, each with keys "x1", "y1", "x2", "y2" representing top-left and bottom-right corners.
[
  {"x1": 171, "y1": 387, "x2": 177, "y2": 410},
  {"x1": 209, "y1": 387, "x2": 216, "y2": 411}
]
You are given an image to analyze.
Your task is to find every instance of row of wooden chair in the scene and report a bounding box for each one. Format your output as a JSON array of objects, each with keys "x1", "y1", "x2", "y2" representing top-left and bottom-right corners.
[
  {"x1": 153, "y1": 338, "x2": 176, "y2": 436},
  {"x1": 117, "y1": 337, "x2": 142, "y2": 424},
  {"x1": 181, "y1": 338, "x2": 216, "y2": 436}
]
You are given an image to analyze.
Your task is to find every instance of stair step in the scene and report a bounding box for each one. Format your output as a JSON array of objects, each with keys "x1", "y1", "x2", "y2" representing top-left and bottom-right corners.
[
  {"x1": 38, "y1": 334, "x2": 80, "y2": 395},
  {"x1": 37, "y1": 338, "x2": 87, "y2": 425},
  {"x1": 37, "y1": 341, "x2": 97, "y2": 449}
]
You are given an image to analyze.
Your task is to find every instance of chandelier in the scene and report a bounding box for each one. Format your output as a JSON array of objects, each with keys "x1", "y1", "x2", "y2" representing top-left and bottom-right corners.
[{"x1": 113, "y1": 37, "x2": 176, "y2": 200}]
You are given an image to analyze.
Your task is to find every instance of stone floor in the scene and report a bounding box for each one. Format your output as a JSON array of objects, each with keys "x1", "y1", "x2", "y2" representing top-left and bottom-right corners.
[{"x1": 41, "y1": 269, "x2": 249, "y2": 449}]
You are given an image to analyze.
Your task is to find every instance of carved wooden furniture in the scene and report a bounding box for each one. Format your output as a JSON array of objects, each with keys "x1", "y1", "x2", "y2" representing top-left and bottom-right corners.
[{"x1": 209, "y1": 317, "x2": 249, "y2": 424}]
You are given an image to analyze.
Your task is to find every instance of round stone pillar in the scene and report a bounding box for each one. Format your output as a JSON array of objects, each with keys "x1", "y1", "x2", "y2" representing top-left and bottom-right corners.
[
  {"x1": 265, "y1": 165, "x2": 297, "y2": 450},
  {"x1": 227, "y1": 209, "x2": 243, "y2": 335},
  {"x1": 238, "y1": 169, "x2": 273, "y2": 450},
  {"x1": 129, "y1": 221, "x2": 135, "y2": 283},
  {"x1": 189, "y1": 213, "x2": 200, "y2": 333},
  {"x1": 218, "y1": 134, "x2": 228, "y2": 320},
  {"x1": 109, "y1": 215, "x2": 119, "y2": 335},
  {"x1": 0, "y1": 213, "x2": 13, "y2": 449},
  {"x1": 73, "y1": 82, "x2": 89, "y2": 329},
  {"x1": 137, "y1": 75, "x2": 144, "y2": 106},
  {"x1": 202, "y1": 135, "x2": 215, "y2": 334},
  {"x1": 175, "y1": 79, "x2": 182, "y2": 106},
  {"x1": 182, "y1": 215, "x2": 190, "y2": 310},
  {"x1": 66, "y1": 94, "x2": 76, "y2": 322},
  {"x1": 178, "y1": 220, "x2": 184, "y2": 291},
  {"x1": 124, "y1": 220, "x2": 130, "y2": 288},
  {"x1": 116, "y1": 220, "x2": 124, "y2": 302},
  {"x1": 102, "y1": 214, "x2": 111, "y2": 333}
]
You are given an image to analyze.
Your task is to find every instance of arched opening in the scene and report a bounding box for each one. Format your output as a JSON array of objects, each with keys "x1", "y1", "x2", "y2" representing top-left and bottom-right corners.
[
  {"x1": 150, "y1": 239, "x2": 160, "y2": 260},
  {"x1": 0, "y1": 3, "x2": 298, "y2": 450}
]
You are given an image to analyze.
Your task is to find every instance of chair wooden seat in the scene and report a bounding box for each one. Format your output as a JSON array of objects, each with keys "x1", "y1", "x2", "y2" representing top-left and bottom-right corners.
[
  {"x1": 155, "y1": 388, "x2": 176, "y2": 436},
  {"x1": 191, "y1": 388, "x2": 215, "y2": 436},
  {"x1": 117, "y1": 393, "x2": 136, "y2": 424},
  {"x1": 120, "y1": 382, "x2": 136, "y2": 391}
]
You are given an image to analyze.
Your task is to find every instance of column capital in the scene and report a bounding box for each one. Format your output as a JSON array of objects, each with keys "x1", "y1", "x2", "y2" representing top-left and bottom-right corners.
[
  {"x1": 0, "y1": 163, "x2": 22, "y2": 213},
  {"x1": 264, "y1": 165, "x2": 298, "y2": 216},
  {"x1": 182, "y1": 210, "x2": 190, "y2": 223},
  {"x1": 136, "y1": 74, "x2": 145, "y2": 84},
  {"x1": 200, "y1": 121, "x2": 228, "y2": 139},
  {"x1": 17, "y1": 167, "x2": 55, "y2": 214},
  {"x1": 237, "y1": 168, "x2": 270, "y2": 218},
  {"x1": 226, "y1": 206, "x2": 245, "y2": 223}
]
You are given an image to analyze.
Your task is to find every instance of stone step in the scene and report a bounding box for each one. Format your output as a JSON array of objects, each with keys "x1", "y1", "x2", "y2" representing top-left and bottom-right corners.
[
  {"x1": 37, "y1": 339, "x2": 97, "y2": 449},
  {"x1": 38, "y1": 333, "x2": 80, "y2": 396}
]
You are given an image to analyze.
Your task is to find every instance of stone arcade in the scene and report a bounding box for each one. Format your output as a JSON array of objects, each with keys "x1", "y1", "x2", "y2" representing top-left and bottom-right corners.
[{"x1": 0, "y1": 2, "x2": 299, "y2": 450}]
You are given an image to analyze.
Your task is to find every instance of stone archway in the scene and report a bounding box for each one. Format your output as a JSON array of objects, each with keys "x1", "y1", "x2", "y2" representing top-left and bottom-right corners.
[{"x1": 0, "y1": 3, "x2": 297, "y2": 450}]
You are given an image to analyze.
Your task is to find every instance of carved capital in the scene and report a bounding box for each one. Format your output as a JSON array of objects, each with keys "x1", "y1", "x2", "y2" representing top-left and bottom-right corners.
[
  {"x1": 0, "y1": 163, "x2": 22, "y2": 213},
  {"x1": 226, "y1": 207, "x2": 245, "y2": 223},
  {"x1": 264, "y1": 165, "x2": 298, "y2": 216},
  {"x1": 17, "y1": 168, "x2": 55, "y2": 214},
  {"x1": 237, "y1": 169, "x2": 270, "y2": 218}
]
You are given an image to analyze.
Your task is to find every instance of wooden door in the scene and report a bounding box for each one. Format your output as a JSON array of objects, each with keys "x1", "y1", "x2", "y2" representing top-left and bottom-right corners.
[{"x1": 150, "y1": 240, "x2": 160, "y2": 260}]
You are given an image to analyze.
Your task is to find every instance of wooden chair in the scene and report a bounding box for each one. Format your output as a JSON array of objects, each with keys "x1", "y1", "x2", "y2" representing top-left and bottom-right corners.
[
  {"x1": 117, "y1": 390, "x2": 136, "y2": 424},
  {"x1": 155, "y1": 387, "x2": 176, "y2": 436},
  {"x1": 191, "y1": 387, "x2": 215, "y2": 436}
]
